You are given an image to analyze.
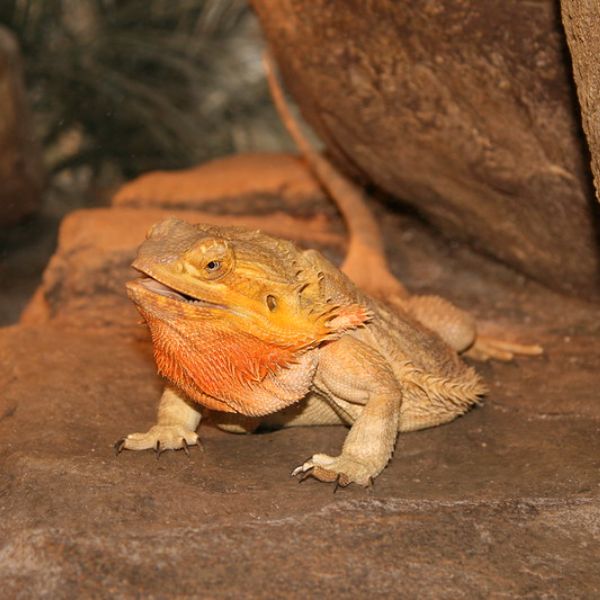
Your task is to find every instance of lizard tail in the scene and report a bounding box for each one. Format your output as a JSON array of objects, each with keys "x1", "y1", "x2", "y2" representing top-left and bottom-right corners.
[{"x1": 263, "y1": 51, "x2": 408, "y2": 300}]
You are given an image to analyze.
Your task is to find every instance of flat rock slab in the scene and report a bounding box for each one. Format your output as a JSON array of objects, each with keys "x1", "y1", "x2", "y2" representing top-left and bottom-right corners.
[
  {"x1": 112, "y1": 152, "x2": 333, "y2": 218},
  {"x1": 1, "y1": 317, "x2": 599, "y2": 597}
]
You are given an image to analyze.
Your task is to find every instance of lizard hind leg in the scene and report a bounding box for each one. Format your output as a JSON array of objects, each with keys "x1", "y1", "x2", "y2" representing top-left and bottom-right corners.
[
  {"x1": 399, "y1": 295, "x2": 477, "y2": 353},
  {"x1": 401, "y1": 294, "x2": 543, "y2": 361}
]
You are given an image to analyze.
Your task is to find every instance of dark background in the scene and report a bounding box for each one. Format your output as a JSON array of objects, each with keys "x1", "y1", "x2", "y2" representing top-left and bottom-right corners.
[{"x1": 0, "y1": 0, "x2": 285, "y2": 324}]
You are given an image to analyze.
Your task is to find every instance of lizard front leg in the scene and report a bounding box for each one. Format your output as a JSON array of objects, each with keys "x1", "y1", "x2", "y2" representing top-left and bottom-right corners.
[
  {"x1": 293, "y1": 336, "x2": 401, "y2": 487},
  {"x1": 115, "y1": 386, "x2": 201, "y2": 456}
]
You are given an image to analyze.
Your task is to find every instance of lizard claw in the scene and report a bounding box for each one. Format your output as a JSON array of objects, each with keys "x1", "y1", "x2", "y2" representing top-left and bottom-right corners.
[
  {"x1": 114, "y1": 438, "x2": 126, "y2": 456},
  {"x1": 115, "y1": 425, "x2": 199, "y2": 456},
  {"x1": 292, "y1": 453, "x2": 374, "y2": 487},
  {"x1": 291, "y1": 456, "x2": 314, "y2": 477},
  {"x1": 155, "y1": 440, "x2": 163, "y2": 460},
  {"x1": 297, "y1": 469, "x2": 315, "y2": 484},
  {"x1": 333, "y1": 474, "x2": 342, "y2": 494}
]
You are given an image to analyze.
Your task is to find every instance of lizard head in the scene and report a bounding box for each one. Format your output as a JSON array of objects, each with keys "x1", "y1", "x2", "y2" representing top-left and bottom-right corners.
[
  {"x1": 127, "y1": 217, "x2": 369, "y2": 343},
  {"x1": 126, "y1": 218, "x2": 370, "y2": 407}
]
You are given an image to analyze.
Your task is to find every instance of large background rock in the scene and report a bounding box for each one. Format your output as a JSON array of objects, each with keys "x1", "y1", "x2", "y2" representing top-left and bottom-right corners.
[
  {"x1": 561, "y1": 0, "x2": 600, "y2": 201},
  {"x1": 252, "y1": 0, "x2": 600, "y2": 298},
  {"x1": 0, "y1": 26, "x2": 44, "y2": 226}
]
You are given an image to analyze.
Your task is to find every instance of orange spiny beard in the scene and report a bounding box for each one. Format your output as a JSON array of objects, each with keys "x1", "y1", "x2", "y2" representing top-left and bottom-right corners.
[{"x1": 143, "y1": 312, "x2": 303, "y2": 412}]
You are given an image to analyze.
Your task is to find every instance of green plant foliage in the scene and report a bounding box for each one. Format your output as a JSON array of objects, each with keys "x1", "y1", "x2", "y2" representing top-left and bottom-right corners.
[{"x1": 1, "y1": 0, "x2": 279, "y2": 179}]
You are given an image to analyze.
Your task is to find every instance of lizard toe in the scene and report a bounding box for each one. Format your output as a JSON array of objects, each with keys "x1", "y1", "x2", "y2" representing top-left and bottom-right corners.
[
  {"x1": 467, "y1": 335, "x2": 543, "y2": 362},
  {"x1": 117, "y1": 425, "x2": 199, "y2": 454},
  {"x1": 292, "y1": 453, "x2": 375, "y2": 487}
]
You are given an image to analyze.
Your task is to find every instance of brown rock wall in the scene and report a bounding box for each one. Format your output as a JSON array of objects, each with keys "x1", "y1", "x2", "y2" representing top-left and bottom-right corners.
[
  {"x1": 561, "y1": 0, "x2": 600, "y2": 201},
  {"x1": 252, "y1": 0, "x2": 600, "y2": 297}
]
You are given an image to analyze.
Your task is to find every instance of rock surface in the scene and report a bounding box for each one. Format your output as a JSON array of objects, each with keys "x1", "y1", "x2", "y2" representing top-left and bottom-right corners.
[
  {"x1": 113, "y1": 152, "x2": 333, "y2": 217},
  {"x1": 252, "y1": 0, "x2": 600, "y2": 298},
  {"x1": 0, "y1": 26, "x2": 44, "y2": 226},
  {"x1": 4, "y1": 228, "x2": 600, "y2": 596},
  {"x1": 1, "y1": 321, "x2": 599, "y2": 598},
  {"x1": 3, "y1": 153, "x2": 600, "y2": 596}
]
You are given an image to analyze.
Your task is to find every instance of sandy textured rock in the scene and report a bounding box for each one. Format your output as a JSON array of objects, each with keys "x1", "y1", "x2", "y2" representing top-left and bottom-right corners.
[
  {"x1": 252, "y1": 0, "x2": 600, "y2": 297},
  {"x1": 113, "y1": 152, "x2": 333, "y2": 217},
  {"x1": 0, "y1": 27, "x2": 44, "y2": 226},
  {"x1": 19, "y1": 207, "x2": 343, "y2": 330},
  {"x1": 6, "y1": 143, "x2": 600, "y2": 595}
]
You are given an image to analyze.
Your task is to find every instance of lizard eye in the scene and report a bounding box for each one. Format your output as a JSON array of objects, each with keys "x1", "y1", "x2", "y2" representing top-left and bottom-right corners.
[
  {"x1": 266, "y1": 295, "x2": 277, "y2": 311},
  {"x1": 183, "y1": 237, "x2": 233, "y2": 280}
]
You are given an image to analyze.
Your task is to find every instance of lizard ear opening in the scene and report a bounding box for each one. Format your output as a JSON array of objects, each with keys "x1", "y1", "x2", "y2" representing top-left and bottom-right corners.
[{"x1": 266, "y1": 295, "x2": 277, "y2": 311}]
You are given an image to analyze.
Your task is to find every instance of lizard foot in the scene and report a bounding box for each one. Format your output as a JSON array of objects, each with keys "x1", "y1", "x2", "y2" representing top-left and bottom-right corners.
[
  {"x1": 115, "y1": 425, "x2": 200, "y2": 457},
  {"x1": 291, "y1": 453, "x2": 375, "y2": 488},
  {"x1": 466, "y1": 335, "x2": 543, "y2": 362}
]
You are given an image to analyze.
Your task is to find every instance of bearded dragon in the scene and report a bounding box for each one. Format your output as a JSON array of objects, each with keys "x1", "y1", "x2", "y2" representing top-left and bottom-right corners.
[{"x1": 115, "y1": 56, "x2": 542, "y2": 487}]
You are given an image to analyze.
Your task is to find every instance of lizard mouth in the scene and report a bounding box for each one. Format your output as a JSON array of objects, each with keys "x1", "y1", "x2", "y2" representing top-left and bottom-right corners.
[{"x1": 134, "y1": 276, "x2": 227, "y2": 310}]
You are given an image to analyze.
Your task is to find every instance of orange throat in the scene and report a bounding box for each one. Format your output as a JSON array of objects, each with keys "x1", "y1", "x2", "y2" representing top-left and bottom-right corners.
[{"x1": 142, "y1": 310, "x2": 308, "y2": 413}]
